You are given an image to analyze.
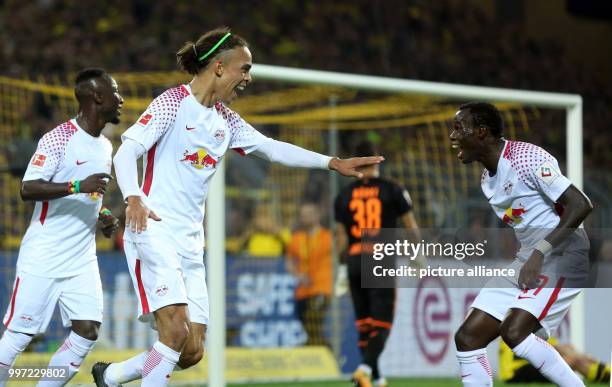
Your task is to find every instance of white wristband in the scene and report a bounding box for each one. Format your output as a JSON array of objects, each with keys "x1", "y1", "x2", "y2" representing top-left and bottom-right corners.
[{"x1": 534, "y1": 240, "x2": 553, "y2": 256}]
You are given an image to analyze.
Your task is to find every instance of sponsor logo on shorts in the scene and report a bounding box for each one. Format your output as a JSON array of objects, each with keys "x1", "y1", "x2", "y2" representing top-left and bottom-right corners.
[
  {"x1": 156, "y1": 285, "x2": 169, "y2": 297},
  {"x1": 19, "y1": 315, "x2": 34, "y2": 324}
]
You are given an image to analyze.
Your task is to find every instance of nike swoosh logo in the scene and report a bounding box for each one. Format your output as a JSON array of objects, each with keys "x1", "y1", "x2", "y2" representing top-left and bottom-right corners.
[
  {"x1": 536, "y1": 361, "x2": 545, "y2": 371},
  {"x1": 461, "y1": 373, "x2": 472, "y2": 378},
  {"x1": 186, "y1": 126, "x2": 196, "y2": 131},
  {"x1": 70, "y1": 362, "x2": 80, "y2": 367},
  {"x1": 518, "y1": 295, "x2": 534, "y2": 299},
  {"x1": 76, "y1": 160, "x2": 88, "y2": 165}
]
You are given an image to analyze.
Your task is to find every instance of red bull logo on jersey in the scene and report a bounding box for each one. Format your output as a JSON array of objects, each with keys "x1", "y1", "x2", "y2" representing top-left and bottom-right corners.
[
  {"x1": 502, "y1": 206, "x2": 527, "y2": 226},
  {"x1": 180, "y1": 148, "x2": 219, "y2": 169}
]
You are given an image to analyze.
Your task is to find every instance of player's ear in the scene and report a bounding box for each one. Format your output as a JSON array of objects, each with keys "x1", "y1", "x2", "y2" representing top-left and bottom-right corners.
[
  {"x1": 93, "y1": 90, "x2": 104, "y2": 105},
  {"x1": 477, "y1": 125, "x2": 488, "y2": 139},
  {"x1": 214, "y1": 61, "x2": 224, "y2": 77}
]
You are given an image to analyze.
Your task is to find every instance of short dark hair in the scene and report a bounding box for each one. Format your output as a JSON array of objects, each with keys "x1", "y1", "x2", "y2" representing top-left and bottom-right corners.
[
  {"x1": 75, "y1": 68, "x2": 107, "y2": 86},
  {"x1": 74, "y1": 68, "x2": 108, "y2": 103},
  {"x1": 459, "y1": 102, "x2": 504, "y2": 138},
  {"x1": 354, "y1": 140, "x2": 378, "y2": 157},
  {"x1": 176, "y1": 26, "x2": 249, "y2": 75}
]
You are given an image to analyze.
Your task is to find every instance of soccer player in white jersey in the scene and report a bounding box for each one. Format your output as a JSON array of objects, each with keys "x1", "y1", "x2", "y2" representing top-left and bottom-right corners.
[
  {"x1": 93, "y1": 27, "x2": 383, "y2": 387},
  {"x1": 0, "y1": 68, "x2": 121, "y2": 387},
  {"x1": 450, "y1": 102, "x2": 592, "y2": 387}
]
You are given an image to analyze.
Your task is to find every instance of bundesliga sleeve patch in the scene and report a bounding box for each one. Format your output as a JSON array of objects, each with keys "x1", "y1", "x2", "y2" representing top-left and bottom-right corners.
[
  {"x1": 138, "y1": 113, "x2": 153, "y2": 126},
  {"x1": 31, "y1": 153, "x2": 46, "y2": 167},
  {"x1": 536, "y1": 160, "x2": 560, "y2": 186}
]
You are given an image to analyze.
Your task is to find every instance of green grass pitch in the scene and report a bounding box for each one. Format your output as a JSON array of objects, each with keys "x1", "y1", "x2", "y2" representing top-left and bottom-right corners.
[{"x1": 223, "y1": 379, "x2": 606, "y2": 387}]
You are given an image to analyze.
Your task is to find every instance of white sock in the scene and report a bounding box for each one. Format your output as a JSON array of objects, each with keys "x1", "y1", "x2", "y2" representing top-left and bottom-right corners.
[
  {"x1": 357, "y1": 363, "x2": 372, "y2": 376},
  {"x1": 374, "y1": 377, "x2": 387, "y2": 386},
  {"x1": 141, "y1": 341, "x2": 180, "y2": 387},
  {"x1": 0, "y1": 330, "x2": 31, "y2": 366},
  {"x1": 512, "y1": 333, "x2": 585, "y2": 387},
  {"x1": 0, "y1": 330, "x2": 32, "y2": 387},
  {"x1": 456, "y1": 348, "x2": 493, "y2": 386},
  {"x1": 104, "y1": 351, "x2": 148, "y2": 386},
  {"x1": 36, "y1": 331, "x2": 96, "y2": 387}
]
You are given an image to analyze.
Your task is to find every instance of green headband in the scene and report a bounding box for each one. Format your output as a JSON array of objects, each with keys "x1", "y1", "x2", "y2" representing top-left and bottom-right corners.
[{"x1": 198, "y1": 32, "x2": 232, "y2": 62}]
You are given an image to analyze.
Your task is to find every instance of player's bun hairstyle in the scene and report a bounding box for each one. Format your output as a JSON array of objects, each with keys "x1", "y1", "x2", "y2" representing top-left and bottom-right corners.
[
  {"x1": 459, "y1": 101, "x2": 504, "y2": 138},
  {"x1": 177, "y1": 26, "x2": 249, "y2": 75},
  {"x1": 354, "y1": 140, "x2": 379, "y2": 157}
]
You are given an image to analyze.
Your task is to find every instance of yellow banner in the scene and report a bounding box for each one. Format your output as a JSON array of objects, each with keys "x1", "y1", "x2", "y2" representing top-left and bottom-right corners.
[{"x1": 12, "y1": 346, "x2": 339, "y2": 385}]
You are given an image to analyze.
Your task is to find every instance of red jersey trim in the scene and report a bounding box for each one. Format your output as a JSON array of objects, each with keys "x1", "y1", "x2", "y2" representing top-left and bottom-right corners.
[
  {"x1": 40, "y1": 201, "x2": 49, "y2": 224},
  {"x1": 143, "y1": 143, "x2": 157, "y2": 196},
  {"x1": 538, "y1": 277, "x2": 565, "y2": 321},
  {"x1": 66, "y1": 120, "x2": 78, "y2": 132},
  {"x1": 4, "y1": 277, "x2": 20, "y2": 328},
  {"x1": 232, "y1": 147, "x2": 246, "y2": 156},
  {"x1": 135, "y1": 259, "x2": 150, "y2": 314},
  {"x1": 502, "y1": 140, "x2": 512, "y2": 159}
]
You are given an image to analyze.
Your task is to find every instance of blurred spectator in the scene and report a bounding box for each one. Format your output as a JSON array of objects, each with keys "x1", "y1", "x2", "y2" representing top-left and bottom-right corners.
[
  {"x1": 286, "y1": 202, "x2": 332, "y2": 347},
  {"x1": 1, "y1": 0, "x2": 609, "y2": 168},
  {"x1": 242, "y1": 204, "x2": 290, "y2": 258}
]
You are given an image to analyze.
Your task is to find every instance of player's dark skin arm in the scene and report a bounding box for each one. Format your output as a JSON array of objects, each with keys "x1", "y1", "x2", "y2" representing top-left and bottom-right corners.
[
  {"x1": 518, "y1": 185, "x2": 593, "y2": 289},
  {"x1": 499, "y1": 186, "x2": 593, "y2": 349},
  {"x1": 20, "y1": 173, "x2": 113, "y2": 201}
]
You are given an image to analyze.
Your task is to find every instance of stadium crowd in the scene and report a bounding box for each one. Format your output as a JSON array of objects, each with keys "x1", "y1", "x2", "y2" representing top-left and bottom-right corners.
[{"x1": 1, "y1": 0, "x2": 610, "y2": 167}]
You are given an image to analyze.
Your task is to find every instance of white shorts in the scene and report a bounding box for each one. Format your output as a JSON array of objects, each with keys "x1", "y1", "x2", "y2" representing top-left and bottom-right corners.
[
  {"x1": 471, "y1": 266, "x2": 580, "y2": 337},
  {"x1": 123, "y1": 239, "x2": 209, "y2": 326},
  {"x1": 2, "y1": 269, "x2": 103, "y2": 335}
]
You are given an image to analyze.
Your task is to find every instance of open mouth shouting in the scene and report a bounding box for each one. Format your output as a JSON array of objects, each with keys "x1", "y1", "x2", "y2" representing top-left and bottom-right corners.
[{"x1": 451, "y1": 141, "x2": 464, "y2": 161}]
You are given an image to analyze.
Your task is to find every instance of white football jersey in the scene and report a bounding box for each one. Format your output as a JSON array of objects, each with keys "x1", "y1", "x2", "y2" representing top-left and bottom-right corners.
[
  {"x1": 19, "y1": 119, "x2": 113, "y2": 277},
  {"x1": 121, "y1": 84, "x2": 269, "y2": 257},
  {"x1": 481, "y1": 140, "x2": 574, "y2": 260}
]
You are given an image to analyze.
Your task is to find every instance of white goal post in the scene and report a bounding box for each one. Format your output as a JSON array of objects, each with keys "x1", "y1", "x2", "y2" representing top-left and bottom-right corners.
[{"x1": 206, "y1": 64, "x2": 583, "y2": 387}]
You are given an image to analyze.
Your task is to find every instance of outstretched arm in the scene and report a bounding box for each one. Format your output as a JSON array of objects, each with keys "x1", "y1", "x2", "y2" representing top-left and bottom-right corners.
[{"x1": 253, "y1": 139, "x2": 384, "y2": 178}]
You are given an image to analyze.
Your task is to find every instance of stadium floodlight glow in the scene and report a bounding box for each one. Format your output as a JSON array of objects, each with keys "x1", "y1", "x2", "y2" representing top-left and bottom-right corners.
[{"x1": 206, "y1": 63, "x2": 583, "y2": 387}]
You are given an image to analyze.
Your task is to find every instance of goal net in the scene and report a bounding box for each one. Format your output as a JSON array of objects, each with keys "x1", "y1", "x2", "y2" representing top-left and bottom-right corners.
[{"x1": 0, "y1": 67, "x2": 586, "y2": 385}]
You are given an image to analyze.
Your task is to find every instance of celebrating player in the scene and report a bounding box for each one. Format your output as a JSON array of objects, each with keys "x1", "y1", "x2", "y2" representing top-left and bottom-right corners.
[
  {"x1": 334, "y1": 140, "x2": 419, "y2": 387},
  {"x1": 93, "y1": 27, "x2": 383, "y2": 387},
  {"x1": 450, "y1": 102, "x2": 592, "y2": 387},
  {"x1": 0, "y1": 68, "x2": 121, "y2": 387}
]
